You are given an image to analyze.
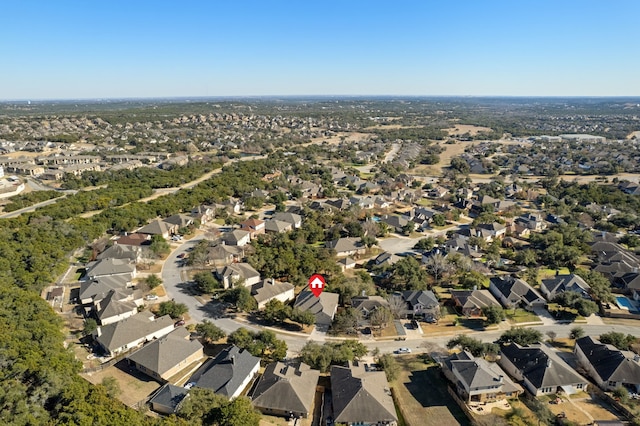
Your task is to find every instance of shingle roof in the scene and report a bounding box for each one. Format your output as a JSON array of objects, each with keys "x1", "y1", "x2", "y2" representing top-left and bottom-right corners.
[
  {"x1": 149, "y1": 384, "x2": 189, "y2": 413},
  {"x1": 95, "y1": 289, "x2": 138, "y2": 323},
  {"x1": 127, "y1": 327, "x2": 203, "y2": 377},
  {"x1": 264, "y1": 219, "x2": 292, "y2": 233},
  {"x1": 445, "y1": 351, "x2": 521, "y2": 394},
  {"x1": 216, "y1": 263, "x2": 260, "y2": 282},
  {"x1": 79, "y1": 275, "x2": 130, "y2": 302},
  {"x1": 490, "y1": 275, "x2": 545, "y2": 306},
  {"x1": 95, "y1": 313, "x2": 174, "y2": 353},
  {"x1": 251, "y1": 279, "x2": 294, "y2": 305},
  {"x1": 96, "y1": 244, "x2": 139, "y2": 261},
  {"x1": 576, "y1": 336, "x2": 640, "y2": 385},
  {"x1": 85, "y1": 258, "x2": 135, "y2": 278},
  {"x1": 138, "y1": 219, "x2": 174, "y2": 236},
  {"x1": 331, "y1": 362, "x2": 397, "y2": 424},
  {"x1": 293, "y1": 290, "x2": 339, "y2": 326},
  {"x1": 402, "y1": 290, "x2": 438, "y2": 309},
  {"x1": 325, "y1": 237, "x2": 363, "y2": 253},
  {"x1": 541, "y1": 274, "x2": 590, "y2": 299},
  {"x1": 189, "y1": 345, "x2": 260, "y2": 397},
  {"x1": 451, "y1": 289, "x2": 501, "y2": 310},
  {"x1": 250, "y1": 361, "x2": 320, "y2": 415}
]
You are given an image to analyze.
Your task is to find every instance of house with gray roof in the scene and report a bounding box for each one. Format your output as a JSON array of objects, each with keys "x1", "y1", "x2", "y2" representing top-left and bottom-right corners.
[
  {"x1": 93, "y1": 288, "x2": 142, "y2": 325},
  {"x1": 216, "y1": 263, "x2": 261, "y2": 289},
  {"x1": 325, "y1": 237, "x2": 366, "y2": 257},
  {"x1": 137, "y1": 219, "x2": 178, "y2": 239},
  {"x1": 96, "y1": 244, "x2": 141, "y2": 262},
  {"x1": 127, "y1": 327, "x2": 203, "y2": 382},
  {"x1": 331, "y1": 361, "x2": 397, "y2": 425},
  {"x1": 499, "y1": 343, "x2": 588, "y2": 396},
  {"x1": 293, "y1": 290, "x2": 339, "y2": 329},
  {"x1": 163, "y1": 214, "x2": 194, "y2": 229},
  {"x1": 540, "y1": 274, "x2": 591, "y2": 301},
  {"x1": 251, "y1": 279, "x2": 295, "y2": 309},
  {"x1": 79, "y1": 274, "x2": 132, "y2": 304},
  {"x1": 489, "y1": 275, "x2": 545, "y2": 310},
  {"x1": 250, "y1": 361, "x2": 320, "y2": 419},
  {"x1": 401, "y1": 290, "x2": 439, "y2": 319},
  {"x1": 94, "y1": 313, "x2": 175, "y2": 356},
  {"x1": 205, "y1": 244, "x2": 244, "y2": 267},
  {"x1": 450, "y1": 289, "x2": 501, "y2": 318},
  {"x1": 149, "y1": 383, "x2": 189, "y2": 415},
  {"x1": 351, "y1": 295, "x2": 389, "y2": 320},
  {"x1": 273, "y1": 212, "x2": 302, "y2": 228},
  {"x1": 84, "y1": 258, "x2": 136, "y2": 280},
  {"x1": 264, "y1": 219, "x2": 293, "y2": 234},
  {"x1": 575, "y1": 336, "x2": 640, "y2": 393},
  {"x1": 442, "y1": 350, "x2": 522, "y2": 404},
  {"x1": 223, "y1": 229, "x2": 251, "y2": 247},
  {"x1": 189, "y1": 345, "x2": 260, "y2": 399}
]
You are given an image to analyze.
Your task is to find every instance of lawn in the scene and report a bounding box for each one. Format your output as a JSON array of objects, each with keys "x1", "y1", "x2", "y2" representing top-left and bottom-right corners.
[
  {"x1": 392, "y1": 355, "x2": 471, "y2": 426},
  {"x1": 547, "y1": 303, "x2": 585, "y2": 322},
  {"x1": 81, "y1": 360, "x2": 161, "y2": 407},
  {"x1": 505, "y1": 308, "x2": 541, "y2": 324}
]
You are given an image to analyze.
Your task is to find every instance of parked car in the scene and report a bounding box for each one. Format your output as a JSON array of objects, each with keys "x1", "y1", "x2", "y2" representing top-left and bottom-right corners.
[
  {"x1": 145, "y1": 294, "x2": 158, "y2": 301},
  {"x1": 395, "y1": 347, "x2": 411, "y2": 354},
  {"x1": 174, "y1": 320, "x2": 185, "y2": 327}
]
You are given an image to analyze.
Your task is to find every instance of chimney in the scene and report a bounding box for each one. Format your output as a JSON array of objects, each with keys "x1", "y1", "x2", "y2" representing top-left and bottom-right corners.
[
  {"x1": 498, "y1": 375, "x2": 504, "y2": 383},
  {"x1": 96, "y1": 326, "x2": 102, "y2": 337}
]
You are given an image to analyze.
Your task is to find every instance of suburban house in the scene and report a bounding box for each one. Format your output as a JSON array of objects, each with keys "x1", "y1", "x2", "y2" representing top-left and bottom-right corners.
[
  {"x1": 351, "y1": 295, "x2": 390, "y2": 319},
  {"x1": 84, "y1": 258, "x2": 136, "y2": 281},
  {"x1": 475, "y1": 222, "x2": 507, "y2": 242},
  {"x1": 215, "y1": 263, "x2": 261, "y2": 289},
  {"x1": 250, "y1": 361, "x2": 320, "y2": 419},
  {"x1": 293, "y1": 290, "x2": 340, "y2": 329},
  {"x1": 149, "y1": 383, "x2": 189, "y2": 415},
  {"x1": 372, "y1": 252, "x2": 402, "y2": 268},
  {"x1": 325, "y1": 237, "x2": 366, "y2": 257},
  {"x1": 515, "y1": 213, "x2": 547, "y2": 232},
  {"x1": 331, "y1": 361, "x2": 397, "y2": 426},
  {"x1": 190, "y1": 205, "x2": 215, "y2": 224},
  {"x1": 206, "y1": 244, "x2": 244, "y2": 267},
  {"x1": 163, "y1": 214, "x2": 194, "y2": 229},
  {"x1": 189, "y1": 345, "x2": 261, "y2": 399},
  {"x1": 127, "y1": 327, "x2": 204, "y2": 382},
  {"x1": 489, "y1": 276, "x2": 546, "y2": 310},
  {"x1": 498, "y1": 343, "x2": 589, "y2": 396},
  {"x1": 137, "y1": 219, "x2": 178, "y2": 239},
  {"x1": 94, "y1": 313, "x2": 175, "y2": 357},
  {"x1": 540, "y1": 274, "x2": 591, "y2": 301},
  {"x1": 442, "y1": 350, "x2": 523, "y2": 404},
  {"x1": 337, "y1": 256, "x2": 356, "y2": 271},
  {"x1": 223, "y1": 229, "x2": 251, "y2": 247},
  {"x1": 240, "y1": 218, "x2": 266, "y2": 239},
  {"x1": 93, "y1": 288, "x2": 143, "y2": 325},
  {"x1": 273, "y1": 212, "x2": 302, "y2": 229},
  {"x1": 379, "y1": 214, "x2": 415, "y2": 234},
  {"x1": 114, "y1": 233, "x2": 151, "y2": 247},
  {"x1": 79, "y1": 275, "x2": 132, "y2": 305},
  {"x1": 264, "y1": 219, "x2": 293, "y2": 234},
  {"x1": 401, "y1": 290, "x2": 440, "y2": 319},
  {"x1": 251, "y1": 279, "x2": 295, "y2": 309},
  {"x1": 450, "y1": 289, "x2": 502, "y2": 317},
  {"x1": 96, "y1": 244, "x2": 141, "y2": 262},
  {"x1": 574, "y1": 336, "x2": 640, "y2": 393}
]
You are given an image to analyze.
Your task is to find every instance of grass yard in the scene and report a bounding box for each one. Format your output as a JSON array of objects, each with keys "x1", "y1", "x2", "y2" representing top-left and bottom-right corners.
[
  {"x1": 505, "y1": 308, "x2": 541, "y2": 324},
  {"x1": 392, "y1": 355, "x2": 471, "y2": 426}
]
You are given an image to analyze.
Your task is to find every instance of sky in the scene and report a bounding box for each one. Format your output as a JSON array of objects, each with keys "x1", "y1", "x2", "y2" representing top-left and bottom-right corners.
[{"x1": 1, "y1": 0, "x2": 639, "y2": 100}]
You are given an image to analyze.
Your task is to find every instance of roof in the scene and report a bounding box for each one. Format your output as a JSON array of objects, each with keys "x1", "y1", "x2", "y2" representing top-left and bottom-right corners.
[
  {"x1": 541, "y1": 274, "x2": 590, "y2": 298},
  {"x1": 351, "y1": 296, "x2": 389, "y2": 313},
  {"x1": 149, "y1": 384, "x2": 189, "y2": 413},
  {"x1": 164, "y1": 214, "x2": 193, "y2": 227},
  {"x1": 85, "y1": 258, "x2": 135, "y2": 278},
  {"x1": 444, "y1": 351, "x2": 521, "y2": 394},
  {"x1": 490, "y1": 275, "x2": 545, "y2": 306},
  {"x1": 250, "y1": 361, "x2": 320, "y2": 415},
  {"x1": 325, "y1": 237, "x2": 363, "y2": 254},
  {"x1": 273, "y1": 212, "x2": 302, "y2": 225},
  {"x1": 189, "y1": 345, "x2": 260, "y2": 397},
  {"x1": 575, "y1": 336, "x2": 640, "y2": 385},
  {"x1": 450, "y1": 289, "x2": 501, "y2": 310},
  {"x1": 127, "y1": 327, "x2": 203, "y2": 377},
  {"x1": 224, "y1": 229, "x2": 251, "y2": 243},
  {"x1": 264, "y1": 219, "x2": 292, "y2": 233},
  {"x1": 216, "y1": 263, "x2": 260, "y2": 282},
  {"x1": 331, "y1": 362, "x2": 397, "y2": 424},
  {"x1": 114, "y1": 233, "x2": 150, "y2": 246},
  {"x1": 95, "y1": 313, "x2": 174, "y2": 353},
  {"x1": 96, "y1": 244, "x2": 139, "y2": 261},
  {"x1": 79, "y1": 275, "x2": 130, "y2": 301},
  {"x1": 500, "y1": 343, "x2": 587, "y2": 389},
  {"x1": 240, "y1": 218, "x2": 265, "y2": 228},
  {"x1": 402, "y1": 290, "x2": 438, "y2": 309},
  {"x1": 251, "y1": 279, "x2": 294, "y2": 305},
  {"x1": 293, "y1": 290, "x2": 339, "y2": 325},
  {"x1": 95, "y1": 289, "x2": 139, "y2": 322},
  {"x1": 138, "y1": 219, "x2": 174, "y2": 236}
]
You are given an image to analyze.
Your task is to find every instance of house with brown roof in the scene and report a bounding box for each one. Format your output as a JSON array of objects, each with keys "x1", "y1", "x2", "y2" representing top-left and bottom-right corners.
[
  {"x1": 450, "y1": 289, "x2": 501, "y2": 317},
  {"x1": 240, "y1": 218, "x2": 266, "y2": 238},
  {"x1": 250, "y1": 361, "x2": 320, "y2": 419}
]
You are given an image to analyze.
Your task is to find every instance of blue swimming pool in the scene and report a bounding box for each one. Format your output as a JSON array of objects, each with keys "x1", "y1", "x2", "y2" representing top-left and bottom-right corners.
[{"x1": 616, "y1": 296, "x2": 639, "y2": 313}]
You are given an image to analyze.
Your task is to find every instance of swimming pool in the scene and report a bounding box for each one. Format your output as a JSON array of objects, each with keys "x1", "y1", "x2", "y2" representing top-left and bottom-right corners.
[{"x1": 616, "y1": 296, "x2": 639, "y2": 313}]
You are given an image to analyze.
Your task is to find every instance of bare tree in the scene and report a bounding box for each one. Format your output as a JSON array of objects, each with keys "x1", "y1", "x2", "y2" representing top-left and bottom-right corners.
[
  {"x1": 370, "y1": 307, "x2": 392, "y2": 329},
  {"x1": 387, "y1": 295, "x2": 407, "y2": 319},
  {"x1": 424, "y1": 252, "x2": 450, "y2": 286}
]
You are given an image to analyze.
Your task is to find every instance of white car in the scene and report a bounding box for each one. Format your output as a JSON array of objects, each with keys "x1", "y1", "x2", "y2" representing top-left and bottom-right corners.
[
  {"x1": 145, "y1": 294, "x2": 158, "y2": 301},
  {"x1": 395, "y1": 347, "x2": 411, "y2": 354}
]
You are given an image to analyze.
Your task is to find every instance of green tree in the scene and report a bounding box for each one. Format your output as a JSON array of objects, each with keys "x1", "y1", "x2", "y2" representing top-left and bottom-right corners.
[
  {"x1": 575, "y1": 268, "x2": 614, "y2": 303},
  {"x1": 570, "y1": 326, "x2": 585, "y2": 340},
  {"x1": 228, "y1": 328, "x2": 287, "y2": 363},
  {"x1": 224, "y1": 286, "x2": 257, "y2": 312},
  {"x1": 331, "y1": 308, "x2": 361, "y2": 335},
  {"x1": 262, "y1": 299, "x2": 291, "y2": 323},
  {"x1": 195, "y1": 320, "x2": 226, "y2": 344},
  {"x1": 100, "y1": 376, "x2": 121, "y2": 398},
  {"x1": 144, "y1": 273, "x2": 162, "y2": 289},
  {"x1": 300, "y1": 340, "x2": 368, "y2": 372},
  {"x1": 376, "y1": 352, "x2": 400, "y2": 382},
  {"x1": 497, "y1": 327, "x2": 542, "y2": 346},
  {"x1": 215, "y1": 396, "x2": 261, "y2": 426},
  {"x1": 432, "y1": 214, "x2": 446, "y2": 227},
  {"x1": 413, "y1": 237, "x2": 435, "y2": 251},
  {"x1": 83, "y1": 318, "x2": 98, "y2": 335},
  {"x1": 157, "y1": 300, "x2": 188, "y2": 319},
  {"x1": 446, "y1": 335, "x2": 499, "y2": 357},
  {"x1": 290, "y1": 308, "x2": 316, "y2": 327},
  {"x1": 599, "y1": 332, "x2": 637, "y2": 350},
  {"x1": 482, "y1": 305, "x2": 505, "y2": 325},
  {"x1": 149, "y1": 234, "x2": 170, "y2": 258},
  {"x1": 193, "y1": 272, "x2": 220, "y2": 294}
]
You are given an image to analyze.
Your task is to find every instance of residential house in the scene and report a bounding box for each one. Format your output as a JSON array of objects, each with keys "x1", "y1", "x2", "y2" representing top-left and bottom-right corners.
[
  {"x1": 206, "y1": 244, "x2": 244, "y2": 267},
  {"x1": 272, "y1": 212, "x2": 303, "y2": 229},
  {"x1": 137, "y1": 219, "x2": 178, "y2": 239},
  {"x1": 251, "y1": 279, "x2": 295, "y2": 309},
  {"x1": 372, "y1": 252, "x2": 401, "y2": 268},
  {"x1": 264, "y1": 219, "x2": 293, "y2": 234},
  {"x1": 93, "y1": 288, "x2": 143, "y2": 325},
  {"x1": 337, "y1": 256, "x2": 356, "y2": 272},
  {"x1": 476, "y1": 222, "x2": 507, "y2": 242},
  {"x1": 94, "y1": 313, "x2": 175, "y2": 357},
  {"x1": 114, "y1": 233, "x2": 151, "y2": 247},
  {"x1": 84, "y1": 258, "x2": 136, "y2": 280},
  {"x1": 331, "y1": 361, "x2": 397, "y2": 426},
  {"x1": 498, "y1": 343, "x2": 589, "y2": 396},
  {"x1": 444, "y1": 237, "x2": 483, "y2": 259},
  {"x1": 489, "y1": 276, "x2": 546, "y2": 311},
  {"x1": 515, "y1": 213, "x2": 547, "y2": 232},
  {"x1": 189, "y1": 345, "x2": 260, "y2": 399},
  {"x1": 216, "y1": 263, "x2": 261, "y2": 289},
  {"x1": 250, "y1": 361, "x2": 320, "y2": 419},
  {"x1": 149, "y1": 383, "x2": 189, "y2": 415},
  {"x1": 442, "y1": 350, "x2": 522, "y2": 404},
  {"x1": 223, "y1": 229, "x2": 251, "y2": 247},
  {"x1": 163, "y1": 214, "x2": 194, "y2": 230},
  {"x1": 351, "y1": 296, "x2": 390, "y2": 319},
  {"x1": 127, "y1": 327, "x2": 204, "y2": 382},
  {"x1": 574, "y1": 336, "x2": 640, "y2": 393},
  {"x1": 240, "y1": 218, "x2": 266, "y2": 239},
  {"x1": 190, "y1": 205, "x2": 215, "y2": 224},
  {"x1": 401, "y1": 290, "x2": 440, "y2": 319},
  {"x1": 79, "y1": 275, "x2": 132, "y2": 305},
  {"x1": 379, "y1": 214, "x2": 415, "y2": 234},
  {"x1": 325, "y1": 198, "x2": 352, "y2": 211},
  {"x1": 540, "y1": 274, "x2": 591, "y2": 301},
  {"x1": 293, "y1": 290, "x2": 340, "y2": 329},
  {"x1": 427, "y1": 186, "x2": 448, "y2": 199},
  {"x1": 450, "y1": 289, "x2": 502, "y2": 317},
  {"x1": 96, "y1": 244, "x2": 141, "y2": 262},
  {"x1": 326, "y1": 237, "x2": 366, "y2": 257}
]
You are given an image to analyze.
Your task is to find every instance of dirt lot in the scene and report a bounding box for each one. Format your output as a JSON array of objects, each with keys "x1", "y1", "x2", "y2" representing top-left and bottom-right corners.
[
  {"x1": 81, "y1": 360, "x2": 161, "y2": 407},
  {"x1": 444, "y1": 124, "x2": 493, "y2": 136},
  {"x1": 392, "y1": 355, "x2": 470, "y2": 426}
]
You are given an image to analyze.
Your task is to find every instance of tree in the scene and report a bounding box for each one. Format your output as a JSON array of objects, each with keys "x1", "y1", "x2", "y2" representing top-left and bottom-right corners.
[
  {"x1": 215, "y1": 396, "x2": 261, "y2": 426},
  {"x1": 331, "y1": 308, "x2": 361, "y2": 335},
  {"x1": 446, "y1": 335, "x2": 498, "y2": 357},
  {"x1": 497, "y1": 327, "x2": 542, "y2": 346},
  {"x1": 193, "y1": 272, "x2": 220, "y2": 294},
  {"x1": 300, "y1": 340, "x2": 368, "y2": 372},
  {"x1": 413, "y1": 237, "x2": 435, "y2": 252},
  {"x1": 401, "y1": 221, "x2": 416, "y2": 236},
  {"x1": 290, "y1": 308, "x2": 316, "y2": 327},
  {"x1": 195, "y1": 320, "x2": 226, "y2": 344},
  {"x1": 144, "y1": 274, "x2": 162, "y2": 289},
  {"x1": 546, "y1": 331, "x2": 557, "y2": 342},
  {"x1": 376, "y1": 353, "x2": 400, "y2": 382},
  {"x1": 424, "y1": 252, "x2": 450, "y2": 287},
  {"x1": 228, "y1": 328, "x2": 287, "y2": 363},
  {"x1": 432, "y1": 214, "x2": 446, "y2": 227},
  {"x1": 613, "y1": 386, "x2": 630, "y2": 403},
  {"x1": 482, "y1": 305, "x2": 505, "y2": 325},
  {"x1": 387, "y1": 294, "x2": 407, "y2": 319},
  {"x1": 157, "y1": 300, "x2": 189, "y2": 319},
  {"x1": 83, "y1": 318, "x2": 97, "y2": 336},
  {"x1": 149, "y1": 234, "x2": 170, "y2": 258},
  {"x1": 575, "y1": 268, "x2": 614, "y2": 303},
  {"x1": 369, "y1": 307, "x2": 393, "y2": 329},
  {"x1": 599, "y1": 332, "x2": 637, "y2": 350},
  {"x1": 100, "y1": 377, "x2": 121, "y2": 398},
  {"x1": 262, "y1": 299, "x2": 291, "y2": 324},
  {"x1": 224, "y1": 286, "x2": 257, "y2": 312},
  {"x1": 514, "y1": 249, "x2": 538, "y2": 267},
  {"x1": 570, "y1": 326, "x2": 585, "y2": 340}
]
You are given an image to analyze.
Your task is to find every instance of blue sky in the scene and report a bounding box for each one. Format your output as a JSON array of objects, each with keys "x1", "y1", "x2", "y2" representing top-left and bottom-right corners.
[{"x1": 1, "y1": 0, "x2": 638, "y2": 99}]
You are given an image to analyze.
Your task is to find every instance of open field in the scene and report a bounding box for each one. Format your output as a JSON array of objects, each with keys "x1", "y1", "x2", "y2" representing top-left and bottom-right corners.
[
  {"x1": 443, "y1": 124, "x2": 492, "y2": 136},
  {"x1": 392, "y1": 355, "x2": 470, "y2": 426}
]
